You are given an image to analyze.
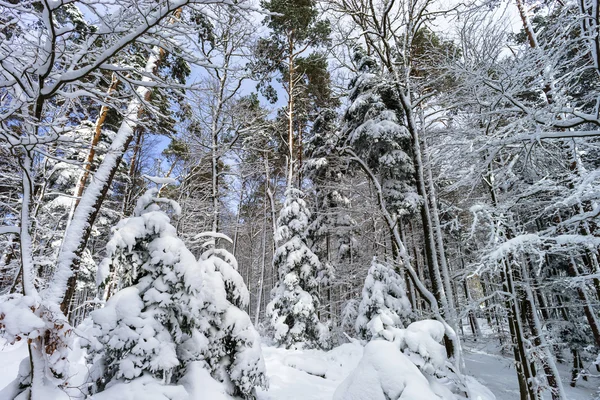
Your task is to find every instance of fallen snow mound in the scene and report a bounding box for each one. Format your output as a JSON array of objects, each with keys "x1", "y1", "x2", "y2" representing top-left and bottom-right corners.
[{"x1": 333, "y1": 340, "x2": 440, "y2": 400}]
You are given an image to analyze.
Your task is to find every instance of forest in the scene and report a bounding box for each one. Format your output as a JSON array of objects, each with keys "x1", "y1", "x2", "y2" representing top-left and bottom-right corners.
[{"x1": 0, "y1": 0, "x2": 600, "y2": 399}]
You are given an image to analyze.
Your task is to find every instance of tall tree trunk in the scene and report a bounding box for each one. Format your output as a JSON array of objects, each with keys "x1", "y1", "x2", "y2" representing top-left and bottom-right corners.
[
  {"x1": 69, "y1": 73, "x2": 120, "y2": 217},
  {"x1": 502, "y1": 259, "x2": 539, "y2": 400},
  {"x1": 53, "y1": 45, "x2": 166, "y2": 316},
  {"x1": 123, "y1": 125, "x2": 144, "y2": 216},
  {"x1": 286, "y1": 32, "x2": 295, "y2": 189},
  {"x1": 521, "y1": 258, "x2": 566, "y2": 399},
  {"x1": 255, "y1": 189, "x2": 269, "y2": 326},
  {"x1": 424, "y1": 141, "x2": 456, "y2": 318}
]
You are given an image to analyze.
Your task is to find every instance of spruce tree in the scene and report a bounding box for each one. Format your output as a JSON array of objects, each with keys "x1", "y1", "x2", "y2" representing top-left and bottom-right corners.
[
  {"x1": 88, "y1": 188, "x2": 202, "y2": 391},
  {"x1": 198, "y1": 242, "x2": 269, "y2": 397},
  {"x1": 88, "y1": 188, "x2": 267, "y2": 397},
  {"x1": 355, "y1": 258, "x2": 413, "y2": 341},
  {"x1": 267, "y1": 188, "x2": 329, "y2": 349},
  {"x1": 343, "y1": 47, "x2": 419, "y2": 218}
]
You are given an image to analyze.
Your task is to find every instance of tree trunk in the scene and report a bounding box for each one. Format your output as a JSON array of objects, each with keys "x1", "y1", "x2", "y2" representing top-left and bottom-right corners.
[
  {"x1": 424, "y1": 135, "x2": 456, "y2": 317},
  {"x1": 53, "y1": 46, "x2": 165, "y2": 315},
  {"x1": 501, "y1": 259, "x2": 538, "y2": 400},
  {"x1": 70, "y1": 73, "x2": 120, "y2": 216},
  {"x1": 255, "y1": 188, "x2": 268, "y2": 326},
  {"x1": 286, "y1": 32, "x2": 295, "y2": 189},
  {"x1": 521, "y1": 258, "x2": 566, "y2": 399}
]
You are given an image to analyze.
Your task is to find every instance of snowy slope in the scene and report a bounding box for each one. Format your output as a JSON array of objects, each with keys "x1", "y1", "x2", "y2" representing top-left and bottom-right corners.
[
  {"x1": 257, "y1": 342, "x2": 363, "y2": 400},
  {"x1": 1, "y1": 337, "x2": 598, "y2": 399}
]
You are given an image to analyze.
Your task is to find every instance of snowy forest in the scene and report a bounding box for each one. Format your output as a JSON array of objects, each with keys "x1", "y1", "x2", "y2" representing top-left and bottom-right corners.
[{"x1": 1, "y1": 0, "x2": 600, "y2": 399}]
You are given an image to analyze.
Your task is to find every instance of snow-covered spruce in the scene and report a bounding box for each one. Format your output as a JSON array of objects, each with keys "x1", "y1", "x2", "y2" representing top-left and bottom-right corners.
[
  {"x1": 86, "y1": 189, "x2": 266, "y2": 397},
  {"x1": 343, "y1": 47, "x2": 420, "y2": 218},
  {"x1": 198, "y1": 242, "x2": 268, "y2": 397},
  {"x1": 355, "y1": 258, "x2": 412, "y2": 341},
  {"x1": 267, "y1": 188, "x2": 330, "y2": 350}
]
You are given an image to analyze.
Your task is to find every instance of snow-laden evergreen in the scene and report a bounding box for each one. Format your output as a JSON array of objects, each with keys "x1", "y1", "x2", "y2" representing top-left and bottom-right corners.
[
  {"x1": 198, "y1": 242, "x2": 268, "y2": 397},
  {"x1": 355, "y1": 258, "x2": 413, "y2": 341},
  {"x1": 343, "y1": 47, "x2": 419, "y2": 218},
  {"x1": 267, "y1": 188, "x2": 330, "y2": 350},
  {"x1": 305, "y1": 109, "x2": 357, "y2": 273},
  {"x1": 341, "y1": 318, "x2": 468, "y2": 399},
  {"x1": 347, "y1": 257, "x2": 468, "y2": 399},
  {"x1": 86, "y1": 189, "x2": 267, "y2": 397}
]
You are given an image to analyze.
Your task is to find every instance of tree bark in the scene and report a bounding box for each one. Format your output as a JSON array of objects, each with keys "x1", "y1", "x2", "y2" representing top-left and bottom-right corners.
[{"x1": 54, "y1": 46, "x2": 165, "y2": 315}]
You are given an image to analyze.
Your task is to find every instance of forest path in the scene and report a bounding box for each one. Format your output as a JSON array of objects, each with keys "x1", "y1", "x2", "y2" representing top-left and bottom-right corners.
[{"x1": 463, "y1": 339, "x2": 597, "y2": 400}]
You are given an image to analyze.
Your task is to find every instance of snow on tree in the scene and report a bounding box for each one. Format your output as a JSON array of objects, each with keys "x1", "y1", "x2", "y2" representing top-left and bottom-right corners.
[
  {"x1": 333, "y1": 340, "x2": 440, "y2": 400},
  {"x1": 343, "y1": 47, "x2": 419, "y2": 218},
  {"x1": 87, "y1": 188, "x2": 202, "y2": 391},
  {"x1": 335, "y1": 320, "x2": 482, "y2": 399},
  {"x1": 197, "y1": 237, "x2": 268, "y2": 397},
  {"x1": 86, "y1": 188, "x2": 267, "y2": 398},
  {"x1": 35, "y1": 123, "x2": 118, "y2": 317},
  {"x1": 355, "y1": 258, "x2": 413, "y2": 341},
  {"x1": 0, "y1": 294, "x2": 73, "y2": 398},
  {"x1": 267, "y1": 188, "x2": 330, "y2": 349}
]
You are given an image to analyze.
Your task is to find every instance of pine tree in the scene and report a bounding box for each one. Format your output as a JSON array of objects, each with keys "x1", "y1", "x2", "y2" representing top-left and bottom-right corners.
[
  {"x1": 355, "y1": 258, "x2": 413, "y2": 341},
  {"x1": 267, "y1": 188, "x2": 329, "y2": 349},
  {"x1": 255, "y1": 0, "x2": 332, "y2": 187}
]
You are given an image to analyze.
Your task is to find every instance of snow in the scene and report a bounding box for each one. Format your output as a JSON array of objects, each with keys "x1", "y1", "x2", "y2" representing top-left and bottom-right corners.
[
  {"x1": 0, "y1": 295, "x2": 45, "y2": 341},
  {"x1": 179, "y1": 362, "x2": 231, "y2": 400},
  {"x1": 2, "y1": 334, "x2": 599, "y2": 400},
  {"x1": 90, "y1": 374, "x2": 188, "y2": 400},
  {"x1": 256, "y1": 343, "x2": 363, "y2": 400},
  {"x1": 284, "y1": 354, "x2": 328, "y2": 377},
  {"x1": 0, "y1": 339, "x2": 28, "y2": 397},
  {"x1": 194, "y1": 231, "x2": 234, "y2": 244},
  {"x1": 404, "y1": 320, "x2": 447, "y2": 370},
  {"x1": 143, "y1": 175, "x2": 177, "y2": 185},
  {"x1": 334, "y1": 340, "x2": 439, "y2": 400}
]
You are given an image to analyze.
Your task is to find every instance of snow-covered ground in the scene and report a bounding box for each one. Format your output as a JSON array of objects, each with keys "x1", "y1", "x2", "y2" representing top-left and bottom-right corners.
[
  {"x1": 0, "y1": 339, "x2": 28, "y2": 397},
  {"x1": 1, "y1": 336, "x2": 598, "y2": 399},
  {"x1": 463, "y1": 338, "x2": 598, "y2": 400},
  {"x1": 256, "y1": 340, "x2": 599, "y2": 400},
  {"x1": 256, "y1": 342, "x2": 363, "y2": 400}
]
